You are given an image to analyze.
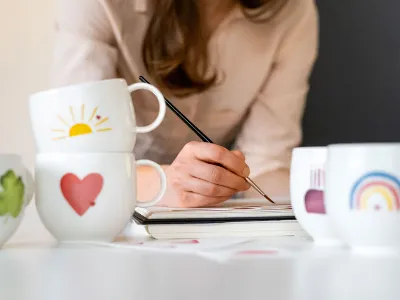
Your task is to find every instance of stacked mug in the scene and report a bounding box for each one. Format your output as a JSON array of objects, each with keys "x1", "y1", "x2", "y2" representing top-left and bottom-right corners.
[{"x1": 29, "y1": 79, "x2": 167, "y2": 243}]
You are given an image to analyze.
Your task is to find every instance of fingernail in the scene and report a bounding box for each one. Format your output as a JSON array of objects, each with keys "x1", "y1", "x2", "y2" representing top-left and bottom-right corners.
[{"x1": 243, "y1": 165, "x2": 250, "y2": 177}]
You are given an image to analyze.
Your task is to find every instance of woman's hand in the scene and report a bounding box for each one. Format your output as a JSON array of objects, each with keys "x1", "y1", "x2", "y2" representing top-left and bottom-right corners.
[{"x1": 159, "y1": 141, "x2": 251, "y2": 208}]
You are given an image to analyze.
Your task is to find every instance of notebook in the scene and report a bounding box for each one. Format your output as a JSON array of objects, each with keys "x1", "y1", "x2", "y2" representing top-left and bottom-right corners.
[{"x1": 133, "y1": 198, "x2": 307, "y2": 239}]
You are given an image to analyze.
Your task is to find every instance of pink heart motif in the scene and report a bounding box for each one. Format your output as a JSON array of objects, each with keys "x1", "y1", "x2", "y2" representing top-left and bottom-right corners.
[{"x1": 60, "y1": 173, "x2": 103, "y2": 216}]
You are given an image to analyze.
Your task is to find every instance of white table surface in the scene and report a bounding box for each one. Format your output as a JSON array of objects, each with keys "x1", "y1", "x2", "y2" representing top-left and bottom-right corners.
[{"x1": 1, "y1": 204, "x2": 400, "y2": 300}]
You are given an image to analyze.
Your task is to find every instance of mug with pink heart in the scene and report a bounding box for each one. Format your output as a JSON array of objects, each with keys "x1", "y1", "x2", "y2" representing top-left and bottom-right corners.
[{"x1": 30, "y1": 79, "x2": 167, "y2": 243}]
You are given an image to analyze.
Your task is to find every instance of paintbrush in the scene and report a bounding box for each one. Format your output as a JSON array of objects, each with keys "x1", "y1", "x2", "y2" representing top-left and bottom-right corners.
[{"x1": 139, "y1": 76, "x2": 275, "y2": 204}]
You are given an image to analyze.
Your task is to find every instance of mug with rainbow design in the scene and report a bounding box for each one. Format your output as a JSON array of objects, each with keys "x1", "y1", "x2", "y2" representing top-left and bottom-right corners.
[{"x1": 325, "y1": 143, "x2": 400, "y2": 253}]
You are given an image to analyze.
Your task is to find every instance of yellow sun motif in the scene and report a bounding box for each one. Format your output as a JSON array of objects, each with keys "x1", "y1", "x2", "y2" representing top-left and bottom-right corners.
[{"x1": 51, "y1": 104, "x2": 112, "y2": 140}]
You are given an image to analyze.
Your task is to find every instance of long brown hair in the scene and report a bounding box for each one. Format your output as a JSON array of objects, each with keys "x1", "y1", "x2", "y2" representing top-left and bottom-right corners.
[{"x1": 142, "y1": 0, "x2": 288, "y2": 97}]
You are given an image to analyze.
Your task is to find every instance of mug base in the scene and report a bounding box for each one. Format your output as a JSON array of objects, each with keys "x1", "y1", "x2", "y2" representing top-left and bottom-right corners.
[
  {"x1": 57, "y1": 240, "x2": 145, "y2": 250},
  {"x1": 57, "y1": 239, "x2": 115, "y2": 248}
]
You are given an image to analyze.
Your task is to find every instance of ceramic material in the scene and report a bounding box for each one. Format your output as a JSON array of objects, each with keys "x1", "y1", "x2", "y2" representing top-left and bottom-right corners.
[
  {"x1": 290, "y1": 147, "x2": 342, "y2": 246},
  {"x1": 0, "y1": 154, "x2": 34, "y2": 248},
  {"x1": 34, "y1": 153, "x2": 167, "y2": 243},
  {"x1": 325, "y1": 143, "x2": 400, "y2": 253},
  {"x1": 29, "y1": 79, "x2": 166, "y2": 153}
]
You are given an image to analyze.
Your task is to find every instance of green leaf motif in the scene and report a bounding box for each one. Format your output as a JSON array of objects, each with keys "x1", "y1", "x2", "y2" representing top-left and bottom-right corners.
[{"x1": 0, "y1": 170, "x2": 25, "y2": 218}]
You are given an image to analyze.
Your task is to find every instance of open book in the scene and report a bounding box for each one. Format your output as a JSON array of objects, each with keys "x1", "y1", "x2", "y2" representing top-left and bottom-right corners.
[{"x1": 133, "y1": 198, "x2": 306, "y2": 239}]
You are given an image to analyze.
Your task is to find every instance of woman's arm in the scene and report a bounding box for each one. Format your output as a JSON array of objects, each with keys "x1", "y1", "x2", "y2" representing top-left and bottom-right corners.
[
  {"x1": 53, "y1": 0, "x2": 118, "y2": 87},
  {"x1": 234, "y1": 0, "x2": 319, "y2": 203}
]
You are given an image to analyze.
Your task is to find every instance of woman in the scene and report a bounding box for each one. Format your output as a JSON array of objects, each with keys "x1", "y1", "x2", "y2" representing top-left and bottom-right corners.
[{"x1": 53, "y1": 0, "x2": 318, "y2": 207}]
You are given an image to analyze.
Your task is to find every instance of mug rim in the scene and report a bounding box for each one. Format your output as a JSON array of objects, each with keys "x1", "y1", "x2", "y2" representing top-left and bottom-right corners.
[
  {"x1": 36, "y1": 152, "x2": 135, "y2": 158},
  {"x1": 29, "y1": 78, "x2": 128, "y2": 100},
  {"x1": 293, "y1": 146, "x2": 326, "y2": 153},
  {"x1": 328, "y1": 142, "x2": 400, "y2": 149}
]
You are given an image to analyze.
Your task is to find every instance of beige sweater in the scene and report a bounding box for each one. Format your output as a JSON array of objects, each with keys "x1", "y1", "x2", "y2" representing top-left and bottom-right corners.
[{"x1": 53, "y1": 0, "x2": 318, "y2": 180}]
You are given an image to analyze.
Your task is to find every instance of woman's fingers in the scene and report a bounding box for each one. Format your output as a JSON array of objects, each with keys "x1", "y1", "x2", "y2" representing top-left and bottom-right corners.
[
  {"x1": 179, "y1": 175, "x2": 238, "y2": 197},
  {"x1": 163, "y1": 142, "x2": 252, "y2": 208},
  {"x1": 231, "y1": 150, "x2": 245, "y2": 159},
  {"x1": 187, "y1": 160, "x2": 250, "y2": 191},
  {"x1": 185, "y1": 142, "x2": 250, "y2": 177}
]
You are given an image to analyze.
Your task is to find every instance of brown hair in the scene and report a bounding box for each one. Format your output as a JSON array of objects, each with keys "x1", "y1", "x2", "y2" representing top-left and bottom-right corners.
[{"x1": 142, "y1": 0, "x2": 288, "y2": 97}]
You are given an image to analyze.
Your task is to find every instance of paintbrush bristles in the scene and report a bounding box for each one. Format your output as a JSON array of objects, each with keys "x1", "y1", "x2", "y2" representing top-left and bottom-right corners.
[{"x1": 264, "y1": 195, "x2": 275, "y2": 204}]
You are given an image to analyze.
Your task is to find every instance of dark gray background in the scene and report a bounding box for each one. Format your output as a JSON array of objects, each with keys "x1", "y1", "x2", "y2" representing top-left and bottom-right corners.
[{"x1": 302, "y1": 1, "x2": 400, "y2": 146}]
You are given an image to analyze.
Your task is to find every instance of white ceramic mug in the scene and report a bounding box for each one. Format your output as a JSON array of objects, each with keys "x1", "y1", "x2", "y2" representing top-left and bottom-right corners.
[
  {"x1": 34, "y1": 153, "x2": 167, "y2": 243},
  {"x1": 325, "y1": 143, "x2": 400, "y2": 253},
  {"x1": 29, "y1": 79, "x2": 166, "y2": 153},
  {"x1": 290, "y1": 147, "x2": 342, "y2": 246},
  {"x1": 0, "y1": 154, "x2": 35, "y2": 248}
]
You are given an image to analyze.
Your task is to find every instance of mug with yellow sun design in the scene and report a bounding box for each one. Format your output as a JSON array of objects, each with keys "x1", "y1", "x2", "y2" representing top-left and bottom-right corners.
[{"x1": 29, "y1": 79, "x2": 166, "y2": 153}]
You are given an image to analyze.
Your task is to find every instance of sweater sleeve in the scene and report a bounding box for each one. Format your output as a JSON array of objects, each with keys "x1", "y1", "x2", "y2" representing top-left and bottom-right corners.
[
  {"x1": 234, "y1": 0, "x2": 319, "y2": 179},
  {"x1": 52, "y1": 0, "x2": 118, "y2": 87}
]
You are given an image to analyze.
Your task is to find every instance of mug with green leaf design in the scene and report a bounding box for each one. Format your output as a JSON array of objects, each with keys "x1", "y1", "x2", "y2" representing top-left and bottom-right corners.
[{"x1": 0, "y1": 154, "x2": 34, "y2": 248}]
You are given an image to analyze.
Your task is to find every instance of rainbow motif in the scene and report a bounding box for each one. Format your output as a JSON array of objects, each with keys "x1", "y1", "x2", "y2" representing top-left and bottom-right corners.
[{"x1": 350, "y1": 172, "x2": 400, "y2": 212}]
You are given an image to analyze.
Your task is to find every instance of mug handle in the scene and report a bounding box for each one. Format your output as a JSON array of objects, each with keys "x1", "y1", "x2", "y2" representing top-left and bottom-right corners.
[
  {"x1": 127, "y1": 82, "x2": 167, "y2": 134},
  {"x1": 136, "y1": 159, "x2": 167, "y2": 207},
  {"x1": 24, "y1": 168, "x2": 35, "y2": 206}
]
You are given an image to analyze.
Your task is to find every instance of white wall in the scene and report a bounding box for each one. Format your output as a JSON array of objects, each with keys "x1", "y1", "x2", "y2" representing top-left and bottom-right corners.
[{"x1": 0, "y1": 0, "x2": 56, "y2": 242}]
